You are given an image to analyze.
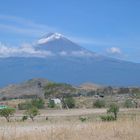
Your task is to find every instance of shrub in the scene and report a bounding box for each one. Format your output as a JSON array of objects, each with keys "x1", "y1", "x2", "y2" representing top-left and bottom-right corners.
[
  {"x1": 48, "y1": 99, "x2": 55, "y2": 108},
  {"x1": 79, "y1": 116, "x2": 88, "y2": 122},
  {"x1": 100, "y1": 115, "x2": 115, "y2": 121},
  {"x1": 0, "y1": 108, "x2": 15, "y2": 122},
  {"x1": 31, "y1": 98, "x2": 45, "y2": 109},
  {"x1": 124, "y1": 99, "x2": 134, "y2": 108},
  {"x1": 107, "y1": 103, "x2": 119, "y2": 120},
  {"x1": 18, "y1": 101, "x2": 32, "y2": 110},
  {"x1": 44, "y1": 82, "x2": 75, "y2": 98},
  {"x1": 25, "y1": 107, "x2": 39, "y2": 121},
  {"x1": 63, "y1": 96, "x2": 75, "y2": 109},
  {"x1": 93, "y1": 99, "x2": 106, "y2": 108},
  {"x1": 18, "y1": 98, "x2": 45, "y2": 110},
  {"x1": 22, "y1": 115, "x2": 28, "y2": 121}
]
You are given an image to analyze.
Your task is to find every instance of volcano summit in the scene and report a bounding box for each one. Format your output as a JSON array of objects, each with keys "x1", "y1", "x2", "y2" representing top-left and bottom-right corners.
[{"x1": 0, "y1": 33, "x2": 140, "y2": 87}]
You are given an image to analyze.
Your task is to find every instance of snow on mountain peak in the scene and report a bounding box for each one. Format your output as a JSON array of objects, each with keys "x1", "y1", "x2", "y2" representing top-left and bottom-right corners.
[{"x1": 37, "y1": 33, "x2": 64, "y2": 45}]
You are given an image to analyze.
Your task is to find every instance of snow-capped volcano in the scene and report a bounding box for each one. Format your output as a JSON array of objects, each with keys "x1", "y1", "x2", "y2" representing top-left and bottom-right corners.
[
  {"x1": 36, "y1": 33, "x2": 93, "y2": 56},
  {"x1": 37, "y1": 33, "x2": 64, "y2": 45},
  {"x1": 0, "y1": 32, "x2": 140, "y2": 87}
]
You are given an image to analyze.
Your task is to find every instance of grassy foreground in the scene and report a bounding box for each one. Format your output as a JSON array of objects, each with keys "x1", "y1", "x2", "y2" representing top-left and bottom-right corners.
[{"x1": 0, "y1": 115, "x2": 139, "y2": 140}]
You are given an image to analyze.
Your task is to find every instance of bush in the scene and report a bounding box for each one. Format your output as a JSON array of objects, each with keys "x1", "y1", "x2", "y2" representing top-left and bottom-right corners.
[
  {"x1": 25, "y1": 107, "x2": 39, "y2": 121},
  {"x1": 63, "y1": 96, "x2": 75, "y2": 109},
  {"x1": 18, "y1": 98, "x2": 45, "y2": 110},
  {"x1": 79, "y1": 116, "x2": 88, "y2": 122},
  {"x1": 124, "y1": 99, "x2": 134, "y2": 108},
  {"x1": 0, "y1": 108, "x2": 15, "y2": 122},
  {"x1": 44, "y1": 82, "x2": 75, "y2": 98},
  {"x1": 100, "y1": 115, "x2": 115, "y2": 121},
  {"x1": 48, "y1": 99, "x2": 55, "y2": 108},
  {"x1": 107, "y1": 103, "x2": 119, "y2": 120},
  {"x1": 22, "y1": 115, "x2": 28, "y2": 121},
  {"x1": 93, "y1": 99, "x2": 106, "y2": 108},
  {"x1": 18, "y1": 101, "x2": 32, "y2": 110},
  {"x1": 31, "y1": 98, "x2": 45, "y2": 109}
]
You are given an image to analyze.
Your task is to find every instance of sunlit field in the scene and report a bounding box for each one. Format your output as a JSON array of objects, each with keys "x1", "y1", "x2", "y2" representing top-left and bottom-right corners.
[{"x1": 0, "y1": 109, "x2": 140, "y2": 140}]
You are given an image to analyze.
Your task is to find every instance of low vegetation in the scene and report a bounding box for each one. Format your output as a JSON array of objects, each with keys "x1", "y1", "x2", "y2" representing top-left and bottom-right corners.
[
  {"x1": 124, "y1": 99, "x2": 134, "y2": 108},
  {"x1": 25, "y1": 106, "x2": 39, "y2": 121},
  {"x1": 18, "y1": 101, "x2": 32, "y2": 110},
  {"x1": 79, "y1": 116, "x2": 88, "y2": 122},
  {"x1": 107, "y1": 103, "x2": 119, "y2": 120},
  {"x1": 0, "y1": 81, "x2": 140, "y2": 140},
  {"x1": 62, "y1": 96, "x2": 75, "y2": 109},
  {"x1": 31, "y1": 98, "x2": 45, "y2": 109},
  {"x1": 48, "y1": 99, "x2": 55, "y2": 108},
  {"x1": 21, "y1": 115, "x2": 28, "y2": 122},
  {"x1": 44, "y1": 82, "x2": 75, "y2": 98},
  {"x1": 0, "y1": 107, "x2": 15, "y2": 122},
  {"x1": 0, "y1": 115, "x2": 140, "y2": 140},
  {"x1": 100, "y1": 115, "x2": 115, "y2": 121},
  {"x1": 100, "y1": 103, "x2": 119, "y2": 121},
  {"x1": 18, "y1": 98, "x2": 45, "y2": 110},
  {"x1": 93, "y1": 99, "x2": 106, "y2": 108}
]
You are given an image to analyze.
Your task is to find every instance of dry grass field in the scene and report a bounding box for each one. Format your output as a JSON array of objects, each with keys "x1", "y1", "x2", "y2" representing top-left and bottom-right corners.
[
  {"x1": 0, "y1": 118, "x2": 140, "y2": 140},
  {"x1": 0, "y1": 109, "x2": 140, "y2": 140}
]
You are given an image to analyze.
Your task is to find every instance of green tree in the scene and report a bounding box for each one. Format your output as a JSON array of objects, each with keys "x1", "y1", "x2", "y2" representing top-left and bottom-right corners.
[
  {"x1": 0, "y1": 108, "x2": 15, "y2": 122},
  {"x1": 48, "y1": 99, "x2": 55, "y2": 108},
  {"x1": 25, "y1": 107, "x2": 39, "y2": 121},
  {"x1": 31, "y1": 98, "x2": 45, "y2": 109},
  {"x1": 107, "y1": 103, "x2": 119, "y2": 120},
  {"x1": 63, "y1": 96, "x2": 75, "y2": 109}
]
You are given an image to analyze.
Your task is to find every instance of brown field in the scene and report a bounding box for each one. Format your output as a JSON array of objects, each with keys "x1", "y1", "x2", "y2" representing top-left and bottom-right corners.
[{"x1": 0, "y1": 109, "x2": 140, "y2": 140}]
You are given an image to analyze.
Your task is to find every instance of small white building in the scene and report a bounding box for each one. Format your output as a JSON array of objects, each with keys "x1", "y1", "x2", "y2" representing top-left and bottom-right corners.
[{"x1": 51, "y1": 98, "x2": 61, "y2": 104}]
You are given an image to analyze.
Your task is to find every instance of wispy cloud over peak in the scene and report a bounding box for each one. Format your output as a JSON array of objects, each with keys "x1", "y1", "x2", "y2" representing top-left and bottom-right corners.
[
  {"x1": 0, "y1": 14, "x2": 56, "y2": 37},
  {"x1": 106, "y1": 47, "x2": 122, "y2": 55},
  {"x1": 0, "y1": 42, "x2": 95, "y2": 58},
  {"x1": 0, "y1": 42, "x2": 54, "y2": 58}
]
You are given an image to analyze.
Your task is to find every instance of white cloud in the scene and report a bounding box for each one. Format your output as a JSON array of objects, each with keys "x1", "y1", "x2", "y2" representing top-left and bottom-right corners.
[
  {"x1": 106, "y1": 47, "x2": 122, "y2": 54},
  {"x1": 0, "y1": 14, "x2": 123, "y2": 58},
  {"x1": 0, "y1": 43, "x2": 94, "y2": 58},
  {"x1": 0, "y1": 42, "x2": 54, "y2": 58},
  {"x1": 0, "y1": 14, "x2": 117, "y2": 47},
  {"x1": 0, "y1": 14, "x2": 118, "y2": 47}
]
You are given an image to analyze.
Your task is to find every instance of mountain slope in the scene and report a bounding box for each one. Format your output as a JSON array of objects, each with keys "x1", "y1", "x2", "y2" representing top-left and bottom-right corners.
[
  {"x1": 0, "y1": 78, "x2": 49, "y2": 99},
  {"x1": 37, "y1": 33, "x2": 86, "y2": 52},
  {"x1": 0, "y1": 33, "x2": 140, "y2": 87}
]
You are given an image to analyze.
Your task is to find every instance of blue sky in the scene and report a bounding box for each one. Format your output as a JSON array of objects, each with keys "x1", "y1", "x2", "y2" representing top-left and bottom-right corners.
[{"x1": 0, "y1": 0, "x2": 140, "y2": 62}]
